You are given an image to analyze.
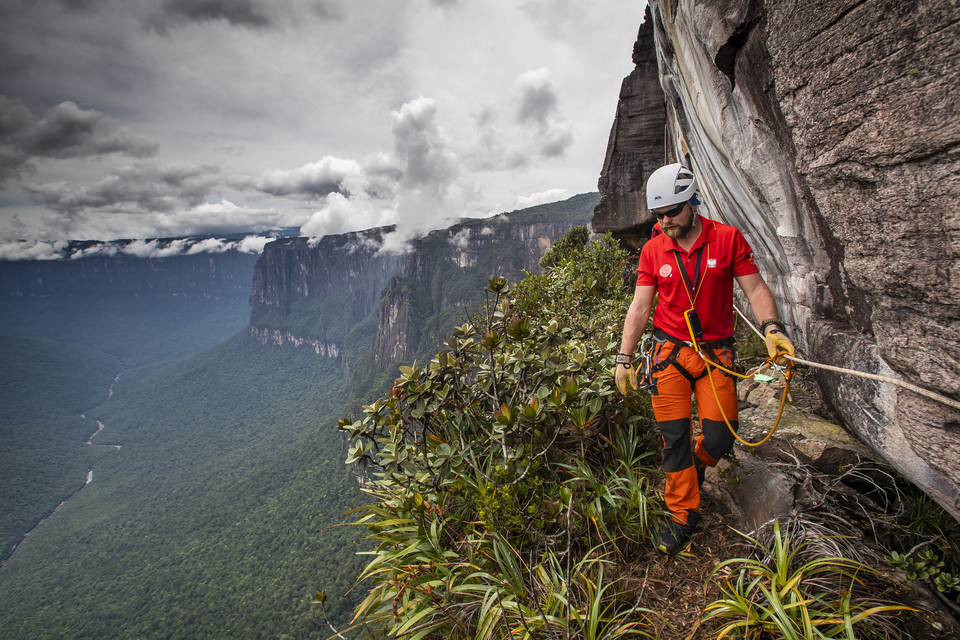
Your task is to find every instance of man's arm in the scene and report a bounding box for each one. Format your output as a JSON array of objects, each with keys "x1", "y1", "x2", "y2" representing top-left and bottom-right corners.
[
  {"x1": 735, "y1": 272, "x2": 778, "y2": 324},
  {"x1": 736, "y1": 272, "x2": 795, "y2": 363},
  {"x1": 619, "y1": 285, "x2": 657, "y2": 356}
]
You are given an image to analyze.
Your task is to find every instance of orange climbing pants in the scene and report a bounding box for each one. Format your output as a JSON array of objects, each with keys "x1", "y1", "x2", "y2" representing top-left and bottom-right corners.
[{"x1": 650, "y1": 332, "x2": 739, "y2": 526}]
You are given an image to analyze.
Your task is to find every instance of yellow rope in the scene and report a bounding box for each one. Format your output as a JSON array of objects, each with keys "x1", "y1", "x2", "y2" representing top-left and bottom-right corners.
[{"x1": 699, "y1": 346, "x2": 793, "y2": 447}]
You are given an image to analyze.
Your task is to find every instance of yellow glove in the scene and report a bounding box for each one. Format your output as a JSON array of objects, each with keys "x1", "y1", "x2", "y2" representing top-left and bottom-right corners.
[
  {"x1": 762, "y1": 320, "x2": 795, "y2": 365},
  {"x1": 614, "y1": 354, "x2": 638, "y2": 395}
]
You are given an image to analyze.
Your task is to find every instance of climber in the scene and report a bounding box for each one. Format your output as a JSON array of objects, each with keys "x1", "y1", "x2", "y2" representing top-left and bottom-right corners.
[{"x1": 614, "y1": 162, "x2": 795, "y2": 554}]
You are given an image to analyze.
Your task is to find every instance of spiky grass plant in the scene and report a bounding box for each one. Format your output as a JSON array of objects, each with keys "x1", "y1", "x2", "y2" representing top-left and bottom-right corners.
[{"x1": 704, "y1": 519, "x2": 916, "y2": 639}]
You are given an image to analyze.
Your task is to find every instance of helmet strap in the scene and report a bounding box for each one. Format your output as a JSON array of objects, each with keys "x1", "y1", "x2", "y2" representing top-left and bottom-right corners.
[{"x1": 684, "y1": 207, "x2": 699, "y2": 238}]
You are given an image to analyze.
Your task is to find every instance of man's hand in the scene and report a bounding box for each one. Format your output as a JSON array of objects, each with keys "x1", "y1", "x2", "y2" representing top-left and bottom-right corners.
[
  {"x1": 615, "y1": 362, "x2": 638, "y2": 395},
  {"x1": 764, "y1": 329, "x2": 795, "y2": 365}
]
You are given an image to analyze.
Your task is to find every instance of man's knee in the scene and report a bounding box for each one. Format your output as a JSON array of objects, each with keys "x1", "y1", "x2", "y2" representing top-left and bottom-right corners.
[{"x1": 700, "y1": 418, "x2": 737, "y2": 462}]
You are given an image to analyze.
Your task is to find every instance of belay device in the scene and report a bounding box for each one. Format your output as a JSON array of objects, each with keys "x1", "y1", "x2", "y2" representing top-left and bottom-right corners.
[{"x1": 683, "y1": 308, "x2": 704, "y2": 349}]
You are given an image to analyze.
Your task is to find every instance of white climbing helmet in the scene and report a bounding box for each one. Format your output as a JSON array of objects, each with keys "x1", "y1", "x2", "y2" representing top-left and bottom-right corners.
[{"x1": 646, "y1": 163, "x2": 697, "y2": 210}]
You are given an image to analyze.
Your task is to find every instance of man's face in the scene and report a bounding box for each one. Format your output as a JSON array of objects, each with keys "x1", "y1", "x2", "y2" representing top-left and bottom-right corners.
[{"x1": 654, "y1": 203, "x2": 694, "y2": 240}]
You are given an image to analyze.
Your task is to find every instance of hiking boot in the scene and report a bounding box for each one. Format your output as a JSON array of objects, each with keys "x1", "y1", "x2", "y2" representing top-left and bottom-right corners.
[{"x1": 657, "y1": 512, "x2": 700, "y2": 554}]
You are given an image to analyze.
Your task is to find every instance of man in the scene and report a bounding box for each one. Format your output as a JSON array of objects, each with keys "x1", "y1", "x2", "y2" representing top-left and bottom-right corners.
[{"x1": 615, "y1": 163, "x2": 795, "y2": 554}]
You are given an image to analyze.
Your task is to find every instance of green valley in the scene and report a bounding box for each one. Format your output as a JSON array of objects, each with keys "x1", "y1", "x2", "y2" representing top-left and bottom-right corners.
[{"x1": 0, "y1": 334, "x2": 367, "y2": 638}]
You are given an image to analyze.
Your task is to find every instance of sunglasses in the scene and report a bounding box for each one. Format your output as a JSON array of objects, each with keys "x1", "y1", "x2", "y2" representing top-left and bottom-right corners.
[{"x1": 654, "y1": 203, "x2": 686, "y2": 219}]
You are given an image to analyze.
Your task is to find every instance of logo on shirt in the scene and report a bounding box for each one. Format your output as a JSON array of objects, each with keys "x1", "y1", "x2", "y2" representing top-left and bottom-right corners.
[
  {"x1": 707, "y1": 258, "x2": 717, "y2": 269},
  {"x1": 748, "y1": 253, "x2": 755, "y2": 265},
  {"x1": 659, "y1": 263, "x2": 673, "y2": 278}
]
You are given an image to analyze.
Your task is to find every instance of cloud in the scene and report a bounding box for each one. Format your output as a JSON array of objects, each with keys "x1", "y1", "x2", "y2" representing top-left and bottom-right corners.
[
  {"x1": 0, "y1": 96, "x2": 158, "y2": 184},
  {"x1": 391, "y1": 97, "x2": 458, "y2": 193},
  {"x1": 146, "y1": 0, "x2": 274, "y2": 33},
  {"x1": 449, "y1": 228, "x2": 470, "y2": 249},
  {"x1": 515, "y1": 68, "x2": 574, "y2": 159},
  {"x1": 24, "y1": 163, "x2": 221, "y2": 215},
  {"x1": 236, "y1": 234, "x2": 273, "y2": 254},
  {"x1": 253, "y1": 156, "x2": 370, "y2": 199},
  {"x1": 122, "y1": 238, "x2": 189, "y2": 258},
  {"x1": 185, "y1": 237, "x2": 233, "y2": 254},
  {"x1": 516, "y1": 68, "x2": 558, "y2": 127},
  {"x1": 147, "y1": 200, "x2": 296, "y2": 237},
  {"x1": 23, "y1": 101, "x2": 157, "y2": 159},
  {"x1": 300, "y1": 192, "x2": 393, "y2": 239},
  {"x1": 301, "y1": 96, "x2": 467, "y2": 249},
  {"x1": 0, "y1": 0, "x2": 645, "y2": 248},
  {"x1": 0, "y1": 239, "x2": 69, "y2": 261},
  {"x1": 516, "y1": 188, "x2": 570, "y2": 208},
  {"x1": 116, "y1": 235, "x2": 278, "y2": 258}
]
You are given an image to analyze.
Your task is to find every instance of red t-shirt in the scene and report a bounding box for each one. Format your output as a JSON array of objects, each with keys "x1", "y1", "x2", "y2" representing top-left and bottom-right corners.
[{"x1": 636, "y1": 218, "x2": 759, "y2": 341}]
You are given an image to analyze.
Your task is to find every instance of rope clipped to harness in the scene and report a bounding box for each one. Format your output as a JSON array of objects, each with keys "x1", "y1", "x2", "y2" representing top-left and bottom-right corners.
[
  {"x1": 681, "y1": 313, "x2": 795, "y2": 448},
  {"x1": 701, "y1": 347, "x2": 794, "y2": 447},
  {"x1": 667, "y1": 245, "x2": 792, "y2": 447}
]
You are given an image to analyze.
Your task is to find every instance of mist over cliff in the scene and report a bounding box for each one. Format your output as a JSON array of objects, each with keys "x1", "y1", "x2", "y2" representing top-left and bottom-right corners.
[{"x1": 0, "y1": 236, "x2": 269, "y2": 299}]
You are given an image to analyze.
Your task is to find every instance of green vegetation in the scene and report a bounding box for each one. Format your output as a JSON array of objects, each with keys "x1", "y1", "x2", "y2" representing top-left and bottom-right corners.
[
  {"x1": 3, "y1": 205, "x2": 955, "y2": 638},
  {"x1": 338, "y1": 234, "x2": 670, "y2": 637},
  {"x1": 0, "y1": 336, "x2": 120, "y2": 560},
  {"x1": 0, "y1": 334, "x2": 367, "y2": 638},
  {"x1": 883, "y1": 481, "x2": 960, "y2": 605},
  {"x1": 336, "y1": 230, "x2": 932, "y2": 639},
  {"x1": 706, "y1": 520, "x2": 913, "y2": 639},
  {"x1": 0, "y1": 288, "x2": 255, "y2": 568}
]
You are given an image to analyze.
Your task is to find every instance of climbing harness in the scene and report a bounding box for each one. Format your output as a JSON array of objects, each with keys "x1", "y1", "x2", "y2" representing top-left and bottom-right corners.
[{"x1": 663, "y1": 240, "x2": 791, "y2": 447}]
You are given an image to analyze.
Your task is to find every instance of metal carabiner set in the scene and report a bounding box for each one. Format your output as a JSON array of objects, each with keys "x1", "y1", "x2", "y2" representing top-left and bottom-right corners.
[{"x1": 636, "y1": 333, "x2": 655, "y2": 390}]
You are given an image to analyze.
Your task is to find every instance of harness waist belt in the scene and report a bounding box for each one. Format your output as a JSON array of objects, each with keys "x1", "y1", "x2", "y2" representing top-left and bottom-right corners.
[{"x1": 653, "y1": 327, "x2": 735, "y2": 350}]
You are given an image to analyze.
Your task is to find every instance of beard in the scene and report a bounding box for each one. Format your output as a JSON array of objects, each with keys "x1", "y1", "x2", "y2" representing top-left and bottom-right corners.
[{"x1": 662, "y1": 216, "x2": 695, "y2": 240}]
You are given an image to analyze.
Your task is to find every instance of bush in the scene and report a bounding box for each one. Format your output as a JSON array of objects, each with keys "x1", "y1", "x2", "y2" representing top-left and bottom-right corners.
[{"x1": 337, "y1": 232, "x2": 665, "y2": 638}]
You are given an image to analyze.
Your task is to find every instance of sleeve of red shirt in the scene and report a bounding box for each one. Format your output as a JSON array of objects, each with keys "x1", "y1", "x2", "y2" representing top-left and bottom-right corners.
[
  {"x1": 731, "y1": 228, "x2": 760, "y2": 277},
  {"x1": 635, "y1": 243, "x2": 657, "y2": 286}
]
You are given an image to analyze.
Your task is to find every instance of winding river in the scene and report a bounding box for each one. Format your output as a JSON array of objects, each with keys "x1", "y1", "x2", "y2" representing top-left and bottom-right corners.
[{"x1": 1, "y1": 374, "x2": 123, "y2": 568}]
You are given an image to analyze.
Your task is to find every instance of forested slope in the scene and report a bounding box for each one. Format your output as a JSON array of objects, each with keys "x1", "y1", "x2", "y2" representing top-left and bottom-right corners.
[
  {"x1": 0, "y1": 334, "x2": 366, "y2": 638},
  {"x1": 0, "y1": 337, "x2": 120, "y2": 562}
]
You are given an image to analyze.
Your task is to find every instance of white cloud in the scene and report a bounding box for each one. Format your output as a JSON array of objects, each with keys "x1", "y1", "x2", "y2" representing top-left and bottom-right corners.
[
  {"x1": 0, "y1": 239, "x2": 69, "y2": 261},
  {"x1": 121, "y1": 238, "x2": 189, "y2": 258},
  {"x1": 301, "y1": 191, "x2": 394, "y2": 238},
  {"x1": 185, "y1": 237, "x2": 233, "y2": 254},
  {"x1": 449, "y1": 228, "x2": 470, "y2": 249},
  {"x1": 253, "y1": 156, "x2": 372, "y2": 198},
  {"x1": 516, "y1": 188, "x2": 571, "y2": 208},
  {"x1": 236, "y1": 234, "x2": 273, "y2": 254}
]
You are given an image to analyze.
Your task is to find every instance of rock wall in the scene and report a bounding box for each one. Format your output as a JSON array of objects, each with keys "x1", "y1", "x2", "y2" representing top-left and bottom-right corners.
[
  {"x1": 373, "y1": 195, "x2": 598, "y2": 366},
  {"x1": 249, "y1": 194, "x2": 597, "y2": 365},
  {"x1": 249, "y1": 231, "x2": 407, "y2": 353},
  {"x1": 595, "y1": 1, "x2": 960, "y2": 517},
  {"x1": 592, "y1": 9, "x2": 667, "y2": 251}
]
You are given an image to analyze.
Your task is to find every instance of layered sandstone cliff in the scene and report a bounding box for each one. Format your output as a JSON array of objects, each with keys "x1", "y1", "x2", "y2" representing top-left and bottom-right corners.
[
  {"x1": 248, "y1": 194, "x2": 597, "y2": 368},
  {"x1": 596, "y1": 1, "x2": 960, "y2": 517}
]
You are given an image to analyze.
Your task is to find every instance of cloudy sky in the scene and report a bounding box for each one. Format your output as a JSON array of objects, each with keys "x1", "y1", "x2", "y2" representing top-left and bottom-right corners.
[{"x1": 0, "y1": 0, "x2": 647, "y2": 256}]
